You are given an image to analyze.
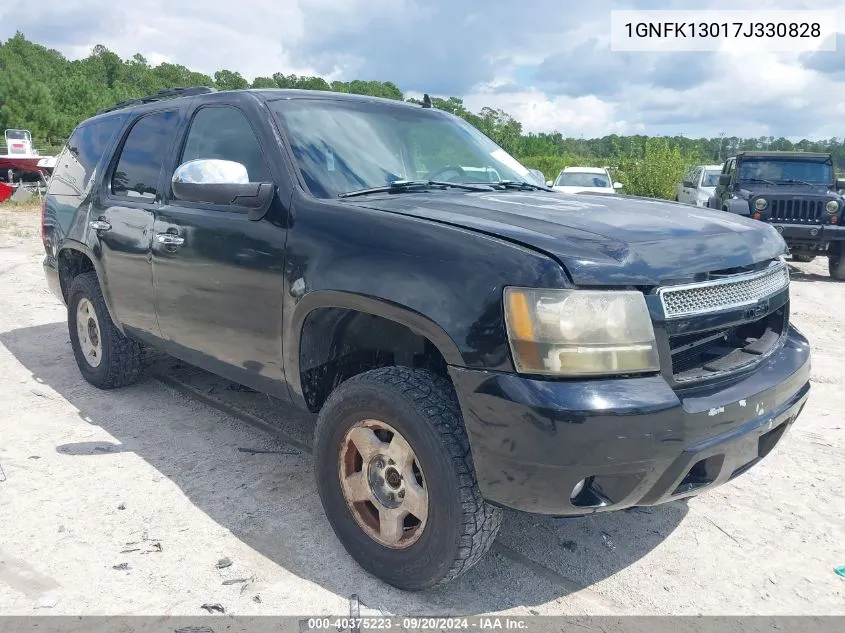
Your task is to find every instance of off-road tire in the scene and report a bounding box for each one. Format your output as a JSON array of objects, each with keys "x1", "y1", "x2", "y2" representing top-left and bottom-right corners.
[
  {"x1": 313, "y1": 366, "x2": 502, "y2": 590},
  {"x1": 67, "y1": 272, "x2": 143, "y2": 388},
  {"x1": 791, "y1": 254, "x2": 815, "y2": 263},
  {"x1": 830, "y1": 247, "x2": 845, "y2": 281}
]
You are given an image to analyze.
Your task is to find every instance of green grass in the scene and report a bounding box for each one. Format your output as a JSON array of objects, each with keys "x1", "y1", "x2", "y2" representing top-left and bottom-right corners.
[{"x1": 0, "y1": 198, "x2": 42, "y2": 212}]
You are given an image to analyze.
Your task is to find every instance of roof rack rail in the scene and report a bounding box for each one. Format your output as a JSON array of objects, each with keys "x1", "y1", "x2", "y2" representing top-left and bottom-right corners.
[{"x1": 97, "y1": 86, "x2": 217, "y2": 114}]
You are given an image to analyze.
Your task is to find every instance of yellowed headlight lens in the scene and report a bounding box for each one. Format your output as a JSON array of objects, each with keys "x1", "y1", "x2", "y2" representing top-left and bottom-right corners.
[{"x1": 503, "y1": 288, "x2": 660, "y2": 376}]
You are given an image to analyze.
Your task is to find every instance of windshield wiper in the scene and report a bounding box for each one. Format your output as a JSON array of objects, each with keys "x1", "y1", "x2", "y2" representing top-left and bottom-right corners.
[
  {"x1": 338, "y1": 180, "x2": 491, "y2": 198},
  {"x1": 490, "y1": 180, "x2": 552, "y2": 191},
  {"x1": 776, "y1": 178, "x2": 815, "y2": 186},
  {"x1": 741, "y1": 178, "x2": 777, "y2": 186}
]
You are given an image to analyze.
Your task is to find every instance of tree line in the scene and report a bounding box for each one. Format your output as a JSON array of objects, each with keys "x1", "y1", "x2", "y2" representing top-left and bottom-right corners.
[{"x1": 2, "y1": 32, "x2": 843, "y2": 200}]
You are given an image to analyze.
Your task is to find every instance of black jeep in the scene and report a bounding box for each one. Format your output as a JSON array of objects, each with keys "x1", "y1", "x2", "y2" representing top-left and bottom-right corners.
[
  {"x1": 43, "y1": 87, "x2": 810, "y2": 590},
  {"x1": 708, "y1": 151, "x2": 845, "y2": 279}
]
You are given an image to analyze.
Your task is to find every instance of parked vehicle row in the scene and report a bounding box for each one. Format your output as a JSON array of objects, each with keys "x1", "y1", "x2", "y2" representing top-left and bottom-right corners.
[
  {"x1": 701, "y1": 151, "x2": 845, "y2": 280},
  {"x1": 43, "y1": 87, "x2": 809, "y2": 590}
]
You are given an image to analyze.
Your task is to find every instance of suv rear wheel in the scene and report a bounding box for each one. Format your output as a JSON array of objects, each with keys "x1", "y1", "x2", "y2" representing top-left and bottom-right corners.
[
  {"x1": 313, "y1": 366, "x2": 502, "y2": 590},
  {"x1": 67, "y1": 272, "x2": 143, "y2": 388},
  {"x1": 830, "y1": 246, "x2": 845, "y2": 281}
]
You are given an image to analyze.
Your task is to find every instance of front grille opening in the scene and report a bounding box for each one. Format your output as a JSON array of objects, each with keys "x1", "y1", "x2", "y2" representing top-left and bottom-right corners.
[
  {"x1": 767, "y1": 198, "x2": 824, "y2": 224},
  {"x1": 659, "y1": 261, "x2": 789, "y2": 319},
  {"x1": 670, "y1": 307, "x2": 786, "y2": 382},
  {"x1": 673, "y1": 455, "x2": 724, "y2": 495}
]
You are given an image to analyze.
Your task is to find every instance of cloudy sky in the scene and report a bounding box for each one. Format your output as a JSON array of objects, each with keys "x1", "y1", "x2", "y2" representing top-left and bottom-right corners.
[{"x1": 2, "y1": 0, "x2": 844, "y2": 139}]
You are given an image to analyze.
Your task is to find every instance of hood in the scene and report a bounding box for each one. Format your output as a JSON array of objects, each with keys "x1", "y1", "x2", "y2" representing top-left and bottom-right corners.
[
  {"x1": 697, "y1": 186, "x2": 716, "y2": 198},
  {"x1": 552, "y1": 185, "x2": 616, "y2": 195},
  {"x1": 346, "y1": 190, "x2": 787, "y2": 286},
  {"x1": 738, "y1": 183, "x2": 840, "y2": 198}
]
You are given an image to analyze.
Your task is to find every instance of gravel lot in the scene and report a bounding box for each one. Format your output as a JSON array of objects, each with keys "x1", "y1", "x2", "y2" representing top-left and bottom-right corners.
[{"x1": 0, "y1": 203, "x2": 843, "y2": 616}]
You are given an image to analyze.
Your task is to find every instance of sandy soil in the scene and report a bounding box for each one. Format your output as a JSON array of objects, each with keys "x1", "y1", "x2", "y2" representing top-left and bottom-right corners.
[{"x1": 0, "y1": 203, "x2": 842, "y2": 616}]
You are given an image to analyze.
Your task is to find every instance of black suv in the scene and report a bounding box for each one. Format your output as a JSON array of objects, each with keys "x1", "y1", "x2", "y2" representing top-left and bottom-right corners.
[
  {"x1": 42, "y1": 87, "x2": 810, "y2": 590},
  {"x1": 708, "y1": 151, "x2": 845, "y2": 279}
]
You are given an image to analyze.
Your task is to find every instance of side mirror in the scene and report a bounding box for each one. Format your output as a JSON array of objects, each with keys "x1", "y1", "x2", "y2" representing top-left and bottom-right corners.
[
  {"x1": 718, "y1": 173, "x2": 731, "y2": 186},
  {"x1": 613, "y1": 182, "x2": 623, "y2": 189},
  {"x1": 836, "y1": 178, "x2": 845, "y2": 190},
  {"x1": 171, "y1": 159, "x2": 275, "y2": 221},
  {"x1": 546, "y1": 180, "x2": 553, "y2": 187}
]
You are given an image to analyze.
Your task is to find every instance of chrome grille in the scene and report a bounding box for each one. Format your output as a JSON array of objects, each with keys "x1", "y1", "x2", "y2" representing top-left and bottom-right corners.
[
  {"x1": 658, "y1": 262, "x2": 789, "y2": 319},
  {"x1": 767, "y1": 198, "x2": 823, "y2": 224}
]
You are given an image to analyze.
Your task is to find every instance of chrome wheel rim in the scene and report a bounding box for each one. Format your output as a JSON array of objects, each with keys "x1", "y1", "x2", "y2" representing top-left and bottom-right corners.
[
  {"x1": 339, "y1": 419, "x2": 428, "y2": 549},
  {"x1": 76, "y1": 298, "x2": 102, "y2": 368}
]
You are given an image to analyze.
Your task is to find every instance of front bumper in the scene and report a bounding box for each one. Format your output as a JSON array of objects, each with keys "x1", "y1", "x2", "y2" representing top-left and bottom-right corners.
[
  {"x1": 770, "y1": 222, "x2": 845, "y2": 245},
  {"x1": 449, "y1": 325, "x2": 811, "y2": 515}
]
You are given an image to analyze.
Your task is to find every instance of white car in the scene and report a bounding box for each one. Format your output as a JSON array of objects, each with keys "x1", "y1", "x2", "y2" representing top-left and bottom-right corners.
[
  {"x1": 548, "y1": 167, "x2": 623, "y2": 195},
  {"x1": 676, "y1": 164, "x2": 722, "y2": 207}
]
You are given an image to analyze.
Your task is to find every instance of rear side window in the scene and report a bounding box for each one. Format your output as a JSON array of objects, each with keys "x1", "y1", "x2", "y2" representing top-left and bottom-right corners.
[
  {"x1": 111, "y1": 111, "x2": 179, "y2": 199},
  {"x1": 49, "y1": 116, "x2": 124, "y2": 197},
  {"x1": 179, "y1": 106, "x2": 271, "y2": 182}
]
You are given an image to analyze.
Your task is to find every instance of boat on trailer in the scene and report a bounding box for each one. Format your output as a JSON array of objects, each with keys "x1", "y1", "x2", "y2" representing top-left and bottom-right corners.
[
  {"x1": 0, "y1": 129, "x2": 55, "y2": 201},
  {"x1": 1, "y1": 129, "x2": 56, "y2": 175}
]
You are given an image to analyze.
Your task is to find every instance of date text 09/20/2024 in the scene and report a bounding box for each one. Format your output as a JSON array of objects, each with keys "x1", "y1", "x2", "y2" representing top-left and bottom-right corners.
[{"x1": 306, "y1": 618, "x2": 528, "y2": 630}]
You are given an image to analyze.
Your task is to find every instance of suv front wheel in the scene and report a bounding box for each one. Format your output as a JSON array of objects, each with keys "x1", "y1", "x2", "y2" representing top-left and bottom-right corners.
[
  {"x1": 313, "y1": 366, "x2": 502, "y2": 590},
  {"x1": 830, "y1": 245, "x2": 845, "y2": 281},
  {"x1": 67, "y1": 272, "x2": 143, "y2": 388}
]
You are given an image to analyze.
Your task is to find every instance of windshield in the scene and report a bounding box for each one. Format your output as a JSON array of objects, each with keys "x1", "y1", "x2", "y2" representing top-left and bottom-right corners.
[
  {"x1": 269, "y1": 99, "x2": 533, "y2": 198},
  {"x1": 738, "y1": 159, "x2": 832, "y2": 184},
  {"x1": 5, "y1": 130, "x2": 30, "y2": 141},
  {"x1": 554, "y1": 172, "x2": 610, "y2": 188},
  {"x1": 701, "y1": 170, "x2": 721, "y2": 187}
]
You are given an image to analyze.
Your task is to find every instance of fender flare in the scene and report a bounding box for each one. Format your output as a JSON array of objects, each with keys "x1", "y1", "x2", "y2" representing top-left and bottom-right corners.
[
  {"x1": 56, "y1": 240, "x2": 123, "y2": 332},
  {"x1": 723, "y1": 198, "x2": 752, "y2": 216},
  {"x1": 284, "y1": 290, "x2": 464, "y2": 408}
]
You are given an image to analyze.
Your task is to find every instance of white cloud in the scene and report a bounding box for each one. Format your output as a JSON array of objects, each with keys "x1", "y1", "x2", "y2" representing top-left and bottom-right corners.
[
  {"x1": 145, "y1": 52, "x2": 172, "y2": 67},
  {"x1": 2, "y1": 0, "x2": 844, "y2": 139},
  {"x1": 463, "y1": 89, "x2": 643, "y2": 137},
  {"x1": 1, "y1": 0, "x2": 317, "y2": 79}
]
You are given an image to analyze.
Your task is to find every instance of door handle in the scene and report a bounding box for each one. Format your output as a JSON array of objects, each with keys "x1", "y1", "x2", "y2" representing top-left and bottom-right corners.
[
  {"x1": 156, "y1": 233, "x2": 185, "y2": 246},
  {"x1": 89, "y1": 220, "x2": 111, "y2": 231}
]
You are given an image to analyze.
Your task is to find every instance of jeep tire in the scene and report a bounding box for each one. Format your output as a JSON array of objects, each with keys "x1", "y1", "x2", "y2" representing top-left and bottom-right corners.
[
  {"x1": 313, "y1": 366, "x2": 502, "y2": 590},
  {"x1": 830, "y1": 246, "x2": 845, "y2": 281},
  {"x1": 67, "y1": 272, "x2": 143, "y2": 388}
]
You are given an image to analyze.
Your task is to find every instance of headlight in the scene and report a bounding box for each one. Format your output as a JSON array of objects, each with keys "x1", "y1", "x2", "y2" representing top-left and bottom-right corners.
[
  {"x1": 826, "y1": 199, "x2": 840, "y2": 214},
  {"x1": 504, "y1": 288, "x2": 660, "y2": 376},
  {"x1": 754, "y1": 198, "x2": 768, "y2": 211}
]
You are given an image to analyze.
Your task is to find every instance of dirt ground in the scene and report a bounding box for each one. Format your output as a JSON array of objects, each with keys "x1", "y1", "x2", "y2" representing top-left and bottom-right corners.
[{"x1": 0, "y1": 203, "x2": 842, "y2": 616}]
